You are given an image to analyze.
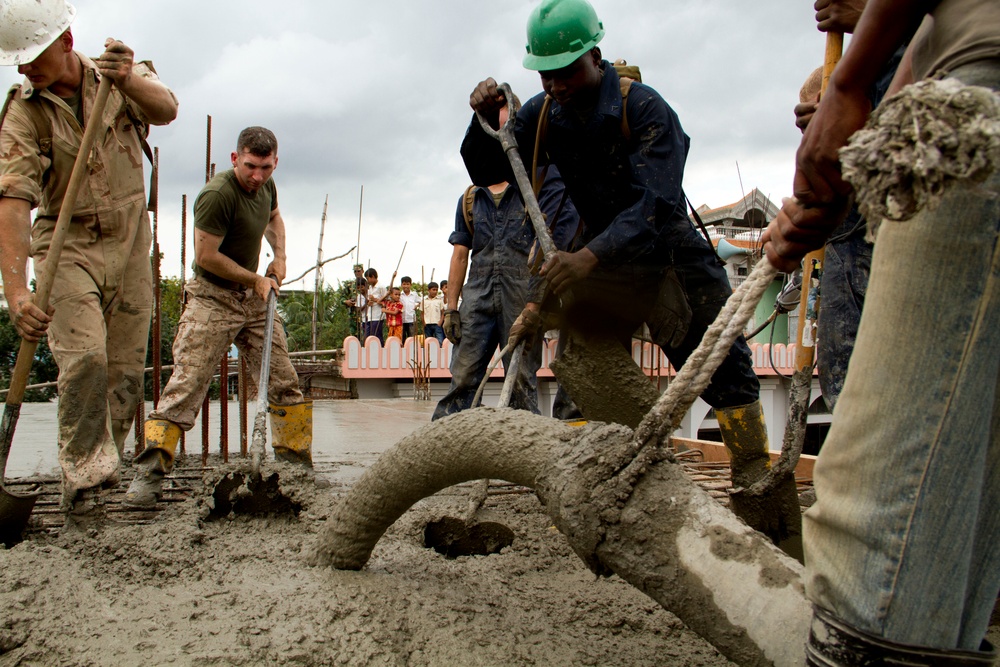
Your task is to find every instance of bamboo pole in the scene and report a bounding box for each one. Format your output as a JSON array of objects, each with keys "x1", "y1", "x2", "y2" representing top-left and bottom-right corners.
[{"x1": 312, "y1": 196, "x2": 328, "y2": 361}]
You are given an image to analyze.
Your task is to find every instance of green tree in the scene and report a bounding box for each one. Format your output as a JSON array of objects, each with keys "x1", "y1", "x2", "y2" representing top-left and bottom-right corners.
[
  {"x1": 145, "y1": 276, "x2": 186, "y2": 400},
  {"x1": 277, "y1": 282, "x2": 354, "y2": 352},
  {"x1": 0, "y1": 308, "x2": 59, "y2": 402}
]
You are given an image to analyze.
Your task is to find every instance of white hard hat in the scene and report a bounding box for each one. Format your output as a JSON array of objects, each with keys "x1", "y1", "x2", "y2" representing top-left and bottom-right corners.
[{"x1": 0, "y1": 0, "x2": 77, "y2": 67}]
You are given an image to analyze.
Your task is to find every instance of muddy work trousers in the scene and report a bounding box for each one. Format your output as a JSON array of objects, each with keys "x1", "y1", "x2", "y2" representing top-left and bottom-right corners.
[
  {"x1": 552, "y1": 246, "x2": 760, "y2": 419},
  {"x1": 31, "y1": 211, "x2": 152, "y2": 500},
  {"x1": 150, "y1": 277, "x2": 303, "y2": 431}
]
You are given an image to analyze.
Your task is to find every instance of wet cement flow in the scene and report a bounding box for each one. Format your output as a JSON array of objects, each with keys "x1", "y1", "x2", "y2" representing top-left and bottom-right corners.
[
  {"x1": 0, "y1": 401, "x2": 738, "y2": 667},
  {"x1": 3, "y1": 400, "x2": 997, "y2": 666}
]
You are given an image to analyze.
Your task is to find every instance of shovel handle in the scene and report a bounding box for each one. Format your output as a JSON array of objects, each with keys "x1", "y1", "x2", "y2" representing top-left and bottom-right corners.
[
  {"x1": 793, "y1": 31, "x2": 843, "y2": 373},
  {"x1": 475, "y1": 82, "x2": 558, "y2": 262},
  {"x1": 249, "y1": 276, "x2": 279, "y2": 475},
  {"x1": 256, "y1": 276, "x2": 279, "y2": 415},
  {"x1": 5, "y1": 76, "x2": 114, "y2": 408}
]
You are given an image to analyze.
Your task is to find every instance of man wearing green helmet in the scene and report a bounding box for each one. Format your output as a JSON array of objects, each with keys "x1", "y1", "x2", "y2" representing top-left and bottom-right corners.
[{"x1": 462, "y1": 0, "x2": 802, "y2": 554}]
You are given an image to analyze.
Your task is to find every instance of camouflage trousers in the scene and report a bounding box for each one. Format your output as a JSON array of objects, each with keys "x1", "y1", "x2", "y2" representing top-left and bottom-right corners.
[
  {"x1": 30, "y1": 209, "x2": 152, "y2": 501},
  {"x1": 150, "y1": 277, "x2": 303, "y2": 431}
]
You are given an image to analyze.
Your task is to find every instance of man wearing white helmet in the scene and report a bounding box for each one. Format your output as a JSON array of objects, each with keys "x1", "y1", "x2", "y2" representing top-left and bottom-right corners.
[{"x1": 0, "y1": 0, "x2": 177, "y2": 528}]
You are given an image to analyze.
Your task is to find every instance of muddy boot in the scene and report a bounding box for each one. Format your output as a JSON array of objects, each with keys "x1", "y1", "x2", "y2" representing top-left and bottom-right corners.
[
  {"x1": 807, "y1": 605, "x2": 997, "y2": 666},
  {"x1": 123, "y1": 419, "x2": 181, "y2": 509},
  {"x1": 63, "y1": 488, "x2": 107, "y2": 536},
  {"x1": 270, "y1": 400, "x2": 313, "y2": 467},
  {"x1": 715, "y1": 400, "x2": 803, "y2": 560}
]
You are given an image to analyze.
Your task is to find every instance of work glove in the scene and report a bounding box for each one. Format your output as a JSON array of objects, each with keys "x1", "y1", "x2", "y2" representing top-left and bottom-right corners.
[
  {"x1": 507, "y1": 307, "x2": 544, "y2": 349},
  {"x1": 443, "y1": 309, "x2": 462, "y2": 345}
]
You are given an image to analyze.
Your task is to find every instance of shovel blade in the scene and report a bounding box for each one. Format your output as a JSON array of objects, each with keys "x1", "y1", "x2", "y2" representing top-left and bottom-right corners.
[
  {"x1": 0, "y1": 403, "x2": 40, "y2": 546},
  {"x1": 0, "y1": 486, "x2": 39, "y2": 547},
  {"x1": 208, "y1": 471, "x2": 300, "y2": 519}
]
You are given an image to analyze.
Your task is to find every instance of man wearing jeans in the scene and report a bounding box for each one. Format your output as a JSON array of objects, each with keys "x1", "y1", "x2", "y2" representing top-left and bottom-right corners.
[{"x1": 763, "y1": 0, "x2": 999, "y2": 662}]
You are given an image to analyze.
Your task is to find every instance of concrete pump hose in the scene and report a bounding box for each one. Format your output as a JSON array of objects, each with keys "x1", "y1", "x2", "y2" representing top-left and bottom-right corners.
[{"x1": 308, "y1": 407, "x2": 809, "y2": 667}]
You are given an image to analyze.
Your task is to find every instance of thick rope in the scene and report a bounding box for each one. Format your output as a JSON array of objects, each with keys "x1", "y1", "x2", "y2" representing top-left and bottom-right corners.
[{"x1": 633, "y1": 258, "x2": 778, "y2": 451}]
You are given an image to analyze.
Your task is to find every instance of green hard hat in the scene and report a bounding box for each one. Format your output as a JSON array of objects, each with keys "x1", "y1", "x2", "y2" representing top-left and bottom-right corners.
[{"x1": 523, "y1": 0, "x2": 605, "y2": 72}]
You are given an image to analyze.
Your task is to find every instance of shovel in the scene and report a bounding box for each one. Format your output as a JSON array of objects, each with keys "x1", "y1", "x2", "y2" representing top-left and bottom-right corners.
[
  {"x1": 209, "y1": 279, "x2": 298, "y2": 517},
  {"x1": 0, "y1": 76, "x2": 113, "y2": 546},
  {"x1": 250, "y1": 282, "x2": 278, "y2": 479},
  {"x1": 473, "y1": 84, "x2": 651, "y2": 424},
  {"x1": 425, "y1": 90, "x2": 561, "y2": 556},
  {"x1": 471, "y1": 83, "x2": 559, "y2": 405}
]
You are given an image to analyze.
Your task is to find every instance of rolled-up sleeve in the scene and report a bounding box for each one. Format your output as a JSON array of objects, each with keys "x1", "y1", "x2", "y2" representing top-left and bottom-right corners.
[
  {"x1": 447, "y1": 193, "x2": 474, "y2": 248},
  {"x1": 128, "y1": 60, "x2": 179, "y2": 128},
  {"x1": 0, "y1": 98, "x2": 46, "y2": 207}
]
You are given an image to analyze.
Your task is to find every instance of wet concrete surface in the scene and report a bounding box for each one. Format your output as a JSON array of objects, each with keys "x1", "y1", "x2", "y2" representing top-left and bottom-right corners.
[{"x1": 4, "y1": 398, "x2": 436, "y2": 482}]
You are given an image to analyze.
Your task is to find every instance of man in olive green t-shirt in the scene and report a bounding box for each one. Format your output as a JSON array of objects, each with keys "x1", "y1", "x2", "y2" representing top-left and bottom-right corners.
[{"x1": 125, "y1": 127, "x2": 312, "y2": 509}]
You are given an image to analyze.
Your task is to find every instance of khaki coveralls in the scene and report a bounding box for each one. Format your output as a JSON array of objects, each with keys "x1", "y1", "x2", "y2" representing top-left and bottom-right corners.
[{"x1": 0, "y1": 54, "x2": 174, "y2": 499}]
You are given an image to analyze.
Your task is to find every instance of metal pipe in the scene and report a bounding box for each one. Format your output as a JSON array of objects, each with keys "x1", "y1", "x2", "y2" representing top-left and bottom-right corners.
[
  {"x1": 239, "y1": 357, "x2": 248, "y2": 457},
  {"x1": 220, "y1": 354, "x2": 229, "y2": 463},
  {"x1": 179, "y1": 194, "x2": 187, "y2": 455},
  {"x1": 313, "y1": 196, "x2": 328, "y2": 361},
  {"x1": 152, "y1": 147, "x2": 162, "y2": 408}
]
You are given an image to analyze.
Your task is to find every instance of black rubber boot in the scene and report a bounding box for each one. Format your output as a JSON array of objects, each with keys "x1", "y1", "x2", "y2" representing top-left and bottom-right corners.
[{"x1": 806, "y1": 605, "x2": 998, "y2": 666}]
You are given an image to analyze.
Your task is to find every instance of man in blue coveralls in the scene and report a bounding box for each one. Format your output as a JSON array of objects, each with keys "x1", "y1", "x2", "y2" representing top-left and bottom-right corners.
[
  {"x1": 433, "y1": 102, "x2": 579, "y2": 421},
  {"x1": 461, "y1": 0, "x2": 802, "y2": 553}
]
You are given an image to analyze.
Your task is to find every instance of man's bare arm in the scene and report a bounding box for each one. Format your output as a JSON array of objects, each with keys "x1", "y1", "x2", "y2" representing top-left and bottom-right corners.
[
  {"x1": 96, "y1": 39, "x2": 178, "y2": 125},
  {"x1": 194, "y1": 228, "x2": 277, "y2": 301},
  {"x1": 0, "y1": 197, "x2": 53, "y2": 341},
  {"x1": 446, "y1": 245, "x2": 470, "y2": 310},
  {"x1": 262, "y1": 206, "x2": 287, "y2": 285}
]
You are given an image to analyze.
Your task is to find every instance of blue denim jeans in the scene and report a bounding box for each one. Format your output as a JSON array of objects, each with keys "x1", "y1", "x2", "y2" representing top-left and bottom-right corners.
[
  {"x1": 817, "y1": 211, "x2": 872, "y2": 411},
  {"x1": 362, "y1": 320, "x2": 383, "y2": 344},
  {"x1": 803, "y1": 60, "x2": 1000, "y2": 651},
  {"x1": 424, "y1": 323, "x2": 445, "y2": 344}
]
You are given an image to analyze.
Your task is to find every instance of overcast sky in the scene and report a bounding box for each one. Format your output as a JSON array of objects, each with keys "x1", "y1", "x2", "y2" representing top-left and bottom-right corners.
[{"x1": 2, "y1": 0, "x2": 832, "y2": 292}]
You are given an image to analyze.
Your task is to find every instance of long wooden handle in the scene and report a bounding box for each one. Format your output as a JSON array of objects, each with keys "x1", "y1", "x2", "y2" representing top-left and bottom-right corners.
[
  {"x1": 793, "y1": 32, "x2": 843, "y2": 372},
  {"x1": 5, "y1": 76, "x2": 114, "y2": 407}
]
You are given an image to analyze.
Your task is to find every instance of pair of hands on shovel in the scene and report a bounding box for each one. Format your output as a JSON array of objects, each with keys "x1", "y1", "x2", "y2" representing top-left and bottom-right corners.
[
  {"x1": 763, "y1": 0, "x2": 924, "y2": 273},
  {"x1": 4, "y1": 39, "x2": 145, "y2": 342},
  {"x1": 470, "y1": 78, "x2": 599, "y2": 348},
  {"x1": 762, "y1": 62, "x2": 865, "y2": 272},
  {"x1": 4, "y1": 38, "x2": 178, "y2": 343}
]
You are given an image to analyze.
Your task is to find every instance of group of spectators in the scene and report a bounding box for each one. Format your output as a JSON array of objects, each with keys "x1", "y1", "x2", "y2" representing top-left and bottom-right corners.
[{"x1": 343, "y1": 263, "x2": 449, "y2": 345}]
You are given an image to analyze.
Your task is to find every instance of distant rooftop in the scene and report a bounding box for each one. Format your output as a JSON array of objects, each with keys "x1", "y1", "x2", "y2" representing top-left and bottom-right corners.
[{"x1": 691, "y1": 189, "x2": 778, "y2": 229}]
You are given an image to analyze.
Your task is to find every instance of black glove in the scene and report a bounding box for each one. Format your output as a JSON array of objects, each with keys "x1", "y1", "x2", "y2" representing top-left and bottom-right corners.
[{"x1": 443, "y1": 309, "x2": 462, "y2": 344}]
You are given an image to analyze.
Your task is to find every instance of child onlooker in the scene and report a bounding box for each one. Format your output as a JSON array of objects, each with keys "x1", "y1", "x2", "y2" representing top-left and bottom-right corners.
[
  {"x1": 399, "y1": 276, "x2": 420, "y2": 342},
  {"x1": 384, "y1": 287, "x2": 403, "y2": 340},
  {"x1": 422, "y1": 281, "x2": 445, "y2": 344},
  {"x1": 344, "y1": 277, "x2": 368, "y2": 340},
  {"x1": 364, "y1": 268, "x2": 386, "y2": 343}
]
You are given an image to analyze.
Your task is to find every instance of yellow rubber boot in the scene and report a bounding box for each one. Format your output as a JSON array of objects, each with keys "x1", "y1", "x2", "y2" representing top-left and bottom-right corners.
[
  {"x1": 715, "y1": 400, "x2": 803, "y2": 560},
  {"x1": 270, "y1": 400, "x2": 313, "y2": 467},
  {"x1": 123, "y1": 419, "x2": 181, "y2": 509}
]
